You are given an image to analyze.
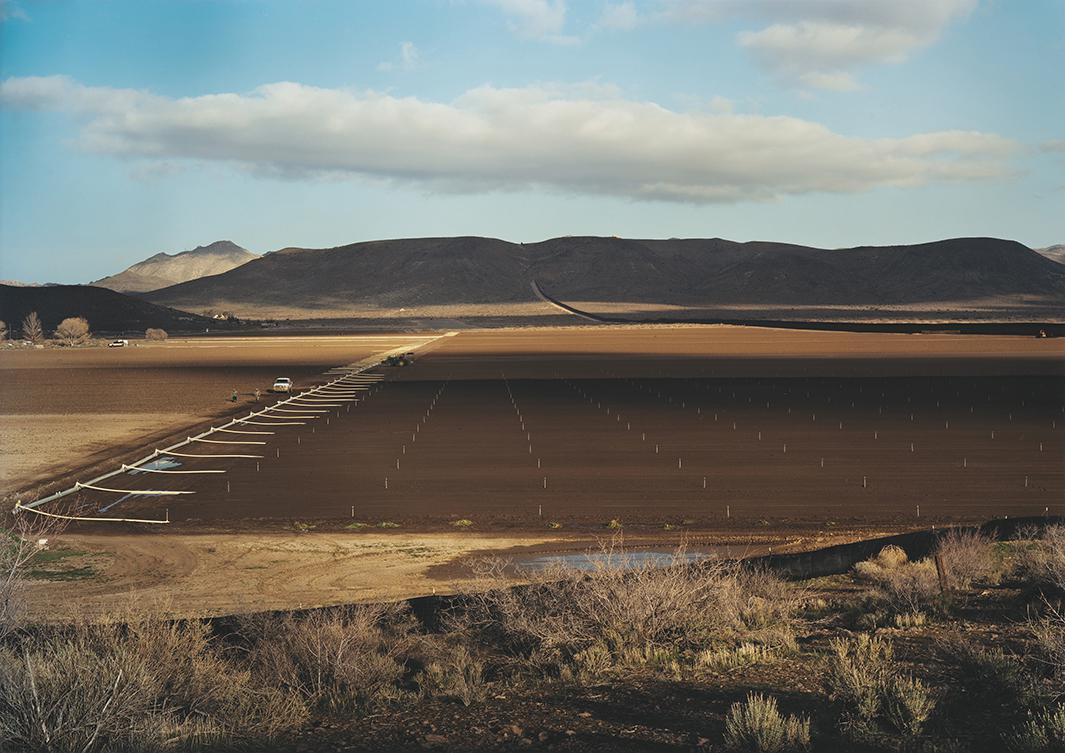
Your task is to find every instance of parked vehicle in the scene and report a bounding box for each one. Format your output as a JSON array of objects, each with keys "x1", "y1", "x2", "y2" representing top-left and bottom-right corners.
[
  {"x1": 108, "y1": 339, "x2": 129, "y2": 348},
  {"x1": 271, "y1": 377, "x2": 292, "y2": 393}
]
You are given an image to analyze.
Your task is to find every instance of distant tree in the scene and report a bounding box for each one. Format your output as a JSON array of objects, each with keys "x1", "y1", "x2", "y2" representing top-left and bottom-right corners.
[
  {"x1": 145, "y1": 327, "x2": 168, "y2": 341},
  {"x1": 54, "y1": 316, "x2": 90, "y2": 346},
  {"x1": 0, "y1": 320, "x2": 7, "y2": 342},
  {"x1": 21, "y1": 312, "x2": 43, "y2": 344}
]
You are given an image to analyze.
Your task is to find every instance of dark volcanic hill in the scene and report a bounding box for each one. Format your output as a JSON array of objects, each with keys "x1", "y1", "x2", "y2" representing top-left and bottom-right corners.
[
  {"x1": 0, "y1": 284, "x2": 215, "y2": 334},
  {"x1": 92, "y1": 240, "x2": 257, "y2": 293},
  {"x1": 144, "y1": 236, "x2": 1065, "y2": 322}
]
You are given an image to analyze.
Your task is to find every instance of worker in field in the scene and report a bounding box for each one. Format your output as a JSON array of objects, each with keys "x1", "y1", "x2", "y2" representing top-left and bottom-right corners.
[
  {"x1": 254, "y1": 388, "x2": 261, "y2": 402},
  {"x1": 230, "y1": 389, "x2": 238, "y2": 403}
]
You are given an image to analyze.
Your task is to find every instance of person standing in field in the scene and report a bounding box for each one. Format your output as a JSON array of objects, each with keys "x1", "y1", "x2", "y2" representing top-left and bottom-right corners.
[
  {"x1": 254, "y1": 388, "x2": 261, "y2": 402},
  {"x1": 230, "y1": 389, "x2": 238, "y2": 403}
]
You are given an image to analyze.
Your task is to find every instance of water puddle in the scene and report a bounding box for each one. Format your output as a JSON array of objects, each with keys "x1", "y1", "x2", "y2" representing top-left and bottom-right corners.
[
  {"x1": 101, "y1": 457, "x2": 185, "y2": 511},
  {"x1": 515, "y1": 549, "x2": 715, "y2": 572},
  {"x1": 126, "y1": 457, "x2": 183, "y2": 474}
]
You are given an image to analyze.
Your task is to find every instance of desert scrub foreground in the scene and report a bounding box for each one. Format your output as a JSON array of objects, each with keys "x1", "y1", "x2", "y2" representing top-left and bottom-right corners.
[{"x1": 1, "y1": 523, "x2": 1064, "y2": 752}]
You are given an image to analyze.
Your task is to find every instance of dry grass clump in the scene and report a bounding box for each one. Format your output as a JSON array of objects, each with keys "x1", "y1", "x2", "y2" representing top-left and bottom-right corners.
[
  {"x1": 451, "y1": 548, "x2": 806, "y2": 682},
  {"x1": 1006, "y1": 703, "x2": 1065, "y2": 753},
  {"x1": 854, "y1": 545, "x2": 941, "y2": 618},
  {"x1": 1031, "y1": 602, "x2": 1065, "y2": 687},
  {"x1": 239, "y1": 603, "x2": 416, "y2": 713},
  {"x1": 722, "y1": 692, "x2": 811, "y2": 752},
  {"x1": 937, "y1": 633, "x2": 1039, "y2": 715},
  {"x1": 825, "y1": 634, "x2": 937, "y2": 741},
  {"x1": 0, "y1": 618, "x2": 304, "y2": 753},
  {"x1": 419, "y1": 643, "x2": 488, "y2": 706},
  {"x1": 935, "y1": 528, "x2": 1000, "y2": 589}
]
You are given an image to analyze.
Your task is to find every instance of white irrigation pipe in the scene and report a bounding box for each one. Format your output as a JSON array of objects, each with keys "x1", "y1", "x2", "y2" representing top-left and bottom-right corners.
[
  {"x1": 238, "y1": 419, "x2": 306, "y2": 426},
  {"x1": 14, "y1": 501, "x2": 169, "y2": 525},
  {"x1": 17, "y1": 333, "x2": 453, "y2": 517},
  {"x1": 192, "y1": 438, "x2": 267, "y2": 445},
  {"x1": 75, "y1": 482, "x2": 193, "y2": 496},
  {"x1": 268, "y1": 407, "x2": 329, "y2": 414},
  {"x1": 217, "y1": 428, "x2": 274, "y2": 435},
  {"x1": 168, "y1": 451, "x2": 264, "y2": 459}
]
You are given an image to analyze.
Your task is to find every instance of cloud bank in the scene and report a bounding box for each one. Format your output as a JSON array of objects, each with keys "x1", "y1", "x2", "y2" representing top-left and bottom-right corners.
[
  {"x1": 0, "y1": 75, "x2": 1014, "y2": 203},
  {"x1": 664, "y1": 0, "x2": 978, "y2": 90}
]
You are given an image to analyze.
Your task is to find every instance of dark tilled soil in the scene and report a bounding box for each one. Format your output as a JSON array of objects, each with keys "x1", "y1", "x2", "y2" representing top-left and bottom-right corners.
[{"x1": 84, "y1": 372, "x2": 1064, "y2": 527}]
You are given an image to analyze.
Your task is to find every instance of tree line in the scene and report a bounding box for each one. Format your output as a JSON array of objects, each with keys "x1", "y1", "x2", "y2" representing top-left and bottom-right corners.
[{"x1": 0, "y1": 312, "x2": 167, "y2": 345}]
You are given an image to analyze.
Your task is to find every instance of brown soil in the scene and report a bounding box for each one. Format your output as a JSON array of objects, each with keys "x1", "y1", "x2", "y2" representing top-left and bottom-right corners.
[{"x1": 0, "y1": 334, "x2": 441, "y2": 494}]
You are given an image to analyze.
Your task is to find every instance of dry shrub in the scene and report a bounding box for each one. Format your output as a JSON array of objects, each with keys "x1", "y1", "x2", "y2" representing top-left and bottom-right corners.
[
  {"x1": 1031, "y1": 602, "x2": 1065, "y2": 687},
  {"x1": 0, "y1": 618, "x2": 304, "y2": 753},
  {"x1": 145, "y1": 328, "x2": 168, "y2": 341},
  {"x1": 420, "y1": 643, "x2": 487, "y2": 706},
  {"x1": 1006, "y1": 703, "x2": 1065, "y2": 753},
  {"x1": 723, "y1": 692, "x2": 811, "y2": 753},
  {"x1": 881, "y1": 675, "x2": 937, "y2": 737},
  {"x1": 825, "y1": 634, "x2": 894, "y2": 727},
  {"x1": 1014, "y1": 525, "x2": 1065, "y2": 593},
  {"x1": 938, "y1": 634, "x2": 1038, "y2": 714},
  {"x1": 854, "y1": 546, "x2": 941, "y2": 616},
  {"x1": 241, "y1": 603, "x2": 415, "y2": 712},
  {"x1": 450, "y1": 547, "x2": 805, "y2": 680},
  {"x1": 935, "y1": 528, "x2": 1000, "y2": 589},
  {"x1": 826, "y1": 633, "x2": 937, "y2": 740}
]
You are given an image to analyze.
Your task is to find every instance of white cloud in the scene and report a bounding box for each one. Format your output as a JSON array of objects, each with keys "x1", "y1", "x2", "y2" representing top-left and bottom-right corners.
[
  {"x1": 599, "y1": 1, "x2": 639, "y2": 30},
  {"x1": 707, "y1": 95, "x2": 733, "y2": 113},
  {"x1": 483, "y1": 0, "x2": 575, "y2": 42},
  {"x1": 661, "y1": 0, "x2": 978, "y2": 90},
  {"x1": 1040, "y1": 139, "x2": 1065, "y2": 154},
  {"x1": 0, "y1": 0, "x2": 28, "y2": 22},
  {"x1": 377, "y1": 41, "x2": 421, "y2": 72},
  {"x1": 0, "y1": 75, "x2": 1015, "y2": 203}
]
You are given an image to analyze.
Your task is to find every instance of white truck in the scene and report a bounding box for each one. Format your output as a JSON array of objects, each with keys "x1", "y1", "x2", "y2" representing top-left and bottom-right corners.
[{"x1": 271, "y1": 377, "x2": 292, "y2": 393}]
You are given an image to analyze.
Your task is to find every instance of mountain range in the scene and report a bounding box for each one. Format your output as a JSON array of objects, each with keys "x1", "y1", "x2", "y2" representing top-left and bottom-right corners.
[
  {"x1": 91, "y1": 240, "x2": 256, "y2": 293},
  {"x1": 141, "y1": 236, "x2": 1065, "y2": 323},
  {"x1": 1039, "y1": 245, "x2": 1065, "y2": 265}
]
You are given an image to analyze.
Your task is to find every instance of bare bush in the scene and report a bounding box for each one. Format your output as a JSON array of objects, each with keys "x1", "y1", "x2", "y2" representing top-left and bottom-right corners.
[
  {"x1": 54, "y1": 316, "x2": 90, "y2": 346},
  {"x1": 145, "y1": 328, "x2": 168, "y2": 341},
  {"x1": 0, "y1": 320, "x2": 7, "y2": 342},
  {"x1": 450, "y1": 546, "x2": 806, "y2": 680},
  {"x1": 0, "y1": 618, "x2": 305, "y2": 753},
  {"x1": 241, "y1": 603, "x2": 415, "y2": 712},
  {"x1": 0, "y1": 509, "x2": 67, "y2": 641},
  {"x1": 20, "y1": 311, "x2": 42, "y2": 344},
  {"x1": 723, "y1": 692, "x2": 811, "y2": 752},
  {"x1": 935, "y1": 528, "x2": 1000, "y2": 589},
  {"x1": 1015, "y1": 525, "x2": 1065, "y2": 593}
]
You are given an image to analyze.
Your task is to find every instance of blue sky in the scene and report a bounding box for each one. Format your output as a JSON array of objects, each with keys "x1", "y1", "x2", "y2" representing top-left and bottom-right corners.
[{"x1": 1, "y1": 0, "x2": 1062, "y2": 283}]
